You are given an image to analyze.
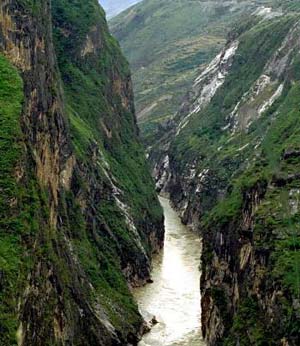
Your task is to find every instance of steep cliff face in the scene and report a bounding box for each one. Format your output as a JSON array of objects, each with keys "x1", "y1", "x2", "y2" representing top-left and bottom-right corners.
[
  {"x1": 0, "y1": 1, "x2": 163, "y2": 345},
  {"x1": 151, "y1": 2, "x2": 300, "y2": 345}
]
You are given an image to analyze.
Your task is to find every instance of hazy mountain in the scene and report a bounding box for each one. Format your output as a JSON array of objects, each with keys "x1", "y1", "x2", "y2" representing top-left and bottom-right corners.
[{"x1": 99, "y1": 0, "x2": 142, "y2": 18}]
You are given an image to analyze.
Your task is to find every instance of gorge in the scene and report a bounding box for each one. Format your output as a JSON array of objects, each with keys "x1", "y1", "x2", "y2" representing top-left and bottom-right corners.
[
  {"x1": 113, "y1": 0, "x2": 300, "y2": 345},
  {"x1": 0, "y1": 0, "x2": 300, "y2": 345}
]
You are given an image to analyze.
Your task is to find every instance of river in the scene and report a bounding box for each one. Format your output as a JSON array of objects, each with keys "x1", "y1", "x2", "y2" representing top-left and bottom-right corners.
[{"x1": 133, "y1": 197, "x2": 206, "y2": 346}]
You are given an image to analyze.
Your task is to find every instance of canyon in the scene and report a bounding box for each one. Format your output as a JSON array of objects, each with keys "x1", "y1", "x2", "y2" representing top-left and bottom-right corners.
[
  {"x1": 114, "y1": 0, "x2": 300, "y2": 345},
  {"x1": 0, "y1": 0, "x2": 300, "y2": 345}
]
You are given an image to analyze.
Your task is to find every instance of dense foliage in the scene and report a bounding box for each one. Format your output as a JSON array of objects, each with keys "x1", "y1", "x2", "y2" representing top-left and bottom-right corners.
[
  {"x1": 52, "y1": 0, "x2": 163, "y2": 335},
  {"x1": 0, "y1": 54, "x2": 47, "y2": 345},
  {"x1": 0, "y1": 54, "x2": 25, "y2": 344}
]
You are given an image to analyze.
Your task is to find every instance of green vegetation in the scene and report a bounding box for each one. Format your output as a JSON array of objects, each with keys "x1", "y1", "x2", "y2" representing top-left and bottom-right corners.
[
  {"x1": 52, "y1": 0, "x2": 106, "y2": 61},
  {"x1": 224, "y1": 298, "x2": 271, "y2": 346},
  {"x1": 110, "y1": 0, "x2": 276, "y2": 146},
  {"x1": 68, "y1": 199, "x2": 142, "y2": 330},
  {"x1": 202, "y1": 80, "x2": 300, "y2": 343},
  {"x1": 52, "y1": 0, "x2": 162, "y2": 235},
  {"x1": 275, "y1": 0, "x2": 300, "y2": 12},
  {"x1": 0, "y1": 53, "x2": 54, "y2": 345},
  {"x1": 170, "y1": 14, "x2": 295, "y2": 169},
  {"x1": 0, "y1": 55, "x2": 23, "y2": 226},
  {"x1": 0, "y1": 54, "x2": 24, "y2": 344},
  {"x1": 52, "y1": 0, "x2": 163, "y2": 337},
  {"x1": 193, "y1": 15, "x2": 300, "y2": 344},
  {"x1": 17, "y1": 0, "x2": 42, "y2": 13}
]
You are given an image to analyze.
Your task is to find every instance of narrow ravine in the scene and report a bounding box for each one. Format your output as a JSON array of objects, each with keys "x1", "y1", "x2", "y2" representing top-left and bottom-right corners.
[{"x1": 134, "y1": 197, "x2": 206, "y2": 346}]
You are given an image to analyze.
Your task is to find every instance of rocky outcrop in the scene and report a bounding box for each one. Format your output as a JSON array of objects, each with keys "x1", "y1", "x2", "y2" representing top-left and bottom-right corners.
[{"x1": 0, "y1": 1, "x2": 164, "y2": 345}]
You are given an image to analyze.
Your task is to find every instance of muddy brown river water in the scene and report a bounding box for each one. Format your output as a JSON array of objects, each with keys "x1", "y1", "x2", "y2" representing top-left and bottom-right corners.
[{"x1": 134, "y1": 197, "x2": 206, "y2": 346}]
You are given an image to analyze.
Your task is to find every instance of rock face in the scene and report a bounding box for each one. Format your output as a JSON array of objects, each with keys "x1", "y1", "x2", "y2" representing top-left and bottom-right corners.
[
  {"x1": 151, "y1": 3, "x2": 300, "y2": 345},
  {"x1": 0, "y1": 1, "x2": 164, "y2": 345}
]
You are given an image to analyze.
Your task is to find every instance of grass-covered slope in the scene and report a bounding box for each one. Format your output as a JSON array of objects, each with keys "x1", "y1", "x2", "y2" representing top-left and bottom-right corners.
[
  {"x1": 0, "y1": 54, "x2": 25, "y2": 344},
  {"x1": 110, "y1": 0, "x2": 274, "y2": 146},
  {"x1": 0, "y1": 49, "x2": 51, "y2": 345}
]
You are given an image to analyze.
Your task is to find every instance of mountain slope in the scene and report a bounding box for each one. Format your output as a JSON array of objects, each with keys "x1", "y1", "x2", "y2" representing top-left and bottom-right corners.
[
  {"x1": 0, "y1": 0, "x2": 163, "y2": 345},
  {"x1": 151, "y1": 3, "x2": 300, "y2": 345},
  {"x1": 110, "y1": 0, "x2": 275, "y2": 146}
]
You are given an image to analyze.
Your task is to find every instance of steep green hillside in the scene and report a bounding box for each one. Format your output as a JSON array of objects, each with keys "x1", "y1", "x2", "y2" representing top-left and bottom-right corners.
[
  {"x1": 0, "y1": 0, "x2": 163, "y2": 344},
  {"x1": 110, "y1": 0, "x2": 274, "y2": 145},
  {"x1": 0, "y1": 53, "x2": 25, "y2": 345},
  {"x1": 151, "y1": 3, "x2": 300, "y2": 345}
]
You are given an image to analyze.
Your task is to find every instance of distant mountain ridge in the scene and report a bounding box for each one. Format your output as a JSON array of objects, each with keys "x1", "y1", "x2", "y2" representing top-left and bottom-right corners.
[{"x1": 100, "y1": 0, "x2": 142, "y2": 18}]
